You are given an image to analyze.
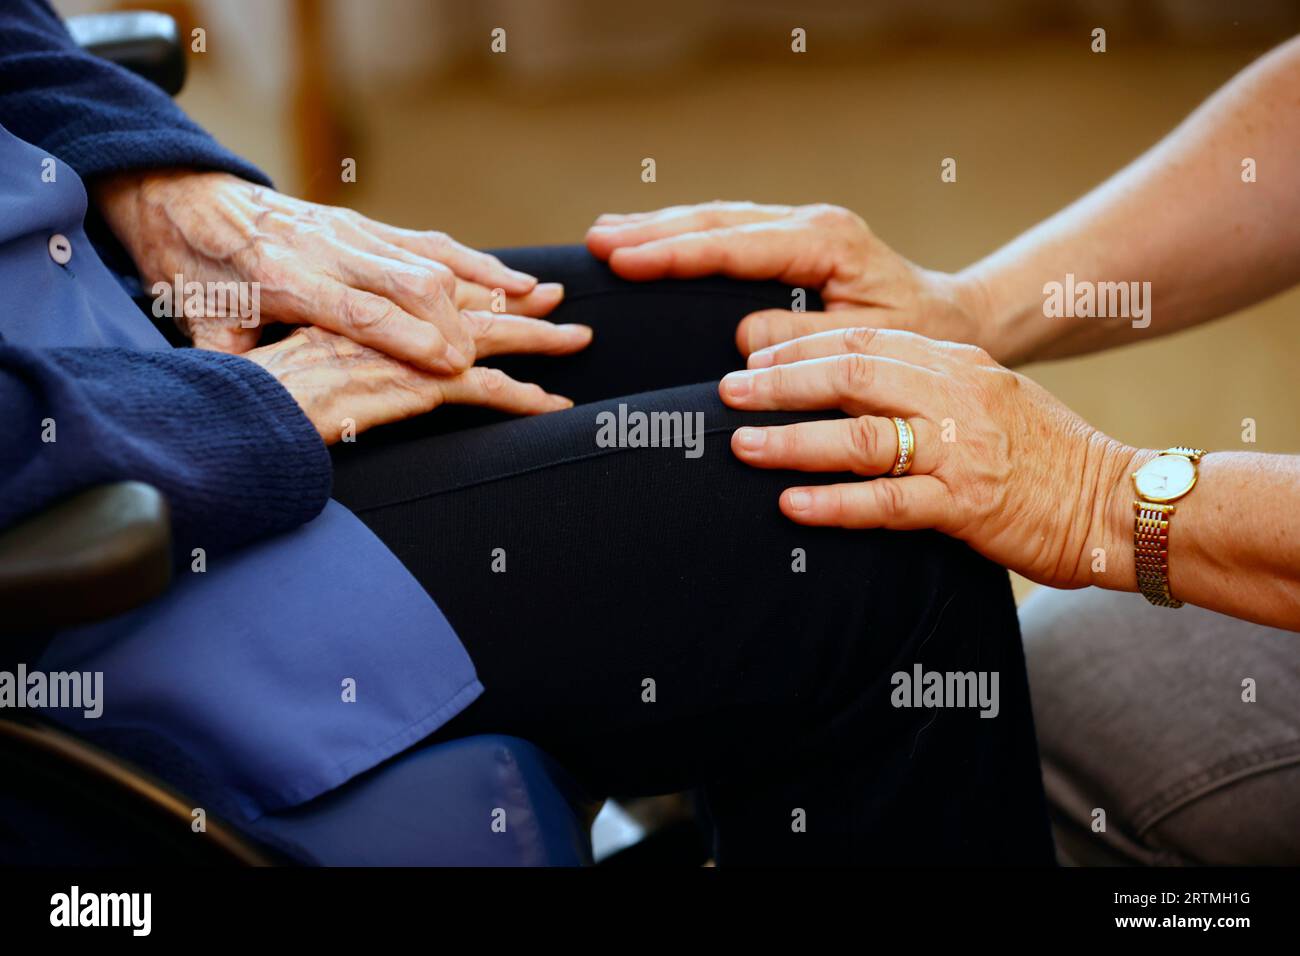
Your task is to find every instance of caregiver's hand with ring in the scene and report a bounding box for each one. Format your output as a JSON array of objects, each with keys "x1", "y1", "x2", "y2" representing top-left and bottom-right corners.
[
  {"x1": 720, "y1": 326, "x2": 1300, "y2": 631},
  {"x1": 720, "y1": 327, "x2": 1137, "y2": 590},
  {"x1": 586, "y1": 201, "x2": 997, "y2": 360}
]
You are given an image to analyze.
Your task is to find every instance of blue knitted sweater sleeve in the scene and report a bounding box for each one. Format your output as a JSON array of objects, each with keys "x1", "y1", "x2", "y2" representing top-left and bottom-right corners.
[
  {"x1": 0, "y1": 0, "x2": 270, "y2": 186},
  {"x1": 0, "y1": 344, "x2": 332, "y2": 563}
]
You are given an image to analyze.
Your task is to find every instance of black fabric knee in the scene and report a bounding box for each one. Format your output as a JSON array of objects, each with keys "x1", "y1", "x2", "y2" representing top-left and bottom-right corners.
[
  {"x1": 331, "y1": 379, "x2": 1052, "y2": 865},
  {"x1": 485, "y1": 244, "x2": 819, "y2": 401}
]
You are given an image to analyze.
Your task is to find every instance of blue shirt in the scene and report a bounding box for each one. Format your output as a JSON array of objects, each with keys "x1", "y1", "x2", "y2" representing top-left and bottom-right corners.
[{"x1": 0, "y1": 130, "x2": 482, "y2": 819}]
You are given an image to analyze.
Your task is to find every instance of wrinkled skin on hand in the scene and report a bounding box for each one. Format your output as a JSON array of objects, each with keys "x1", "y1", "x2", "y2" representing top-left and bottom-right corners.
[
  {"x1": 94, "y1": 170, "x2": 565, "y2": 370},
  {"x1": 245, "y1": 312, "x2": 591, "y2": 445}
]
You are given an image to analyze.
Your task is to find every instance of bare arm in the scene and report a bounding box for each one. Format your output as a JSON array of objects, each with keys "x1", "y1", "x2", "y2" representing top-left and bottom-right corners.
[
  {"x1": 967, "y1": 35, "x2": 1300, "y2": 364},
  {"x1": 587, "y1": 39, "x2": 1300, "y2": 367}
]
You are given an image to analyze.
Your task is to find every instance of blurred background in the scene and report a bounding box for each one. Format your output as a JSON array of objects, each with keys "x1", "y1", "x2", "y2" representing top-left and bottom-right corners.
[{"x1": 55, "y1": 0, "x2": 1300, "y2": 599}]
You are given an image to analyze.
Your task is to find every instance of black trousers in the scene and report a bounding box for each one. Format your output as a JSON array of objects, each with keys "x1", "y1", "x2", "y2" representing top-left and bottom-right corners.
[{"x1": 327, "y1": 246, "x2": 1053, "y2": 865}]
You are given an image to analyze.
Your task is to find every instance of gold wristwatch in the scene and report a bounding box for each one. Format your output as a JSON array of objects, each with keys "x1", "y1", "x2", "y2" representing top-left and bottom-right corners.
[{"x1": 1131, "y1": 447, "x2": 1206, "y2": 608}]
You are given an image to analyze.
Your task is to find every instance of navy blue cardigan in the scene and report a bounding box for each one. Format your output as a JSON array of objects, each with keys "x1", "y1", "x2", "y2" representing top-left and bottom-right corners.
[
  {"x1": 0, "y1": 0, "x2": 269, "y2": 184},
  {"x1": 0, "y1": 0, "x2": 329, "y2": 555}
]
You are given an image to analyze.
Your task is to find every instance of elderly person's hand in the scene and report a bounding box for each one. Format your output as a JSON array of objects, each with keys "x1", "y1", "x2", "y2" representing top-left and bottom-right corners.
[
  {"x1": 93, "y1": 170, "x2": 564, "y2": 372},
  {"x1": 244, "y1": 311, "x2": 591, "y2": 445},
  {"x1": 719, "y1": 327, "x2": 1139, "y2": 590},
  {"x1": 586, "y1": 201, "x2": 999, "y2": 360}
]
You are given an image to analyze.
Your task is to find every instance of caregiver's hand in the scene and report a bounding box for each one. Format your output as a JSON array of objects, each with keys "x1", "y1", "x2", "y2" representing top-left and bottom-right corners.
[
  {"x1": 93, "y1": 170, "x2": 563, "y2": 369},
  {"x1": 721, "y1": 328, "x2": 1138, "y2": 590},
  {"x1": 586, "y1": 201, "x2": 996, "y2": 358},
  {"x1": 244, "y1": 312, "x2": 591, "y2": 445}
]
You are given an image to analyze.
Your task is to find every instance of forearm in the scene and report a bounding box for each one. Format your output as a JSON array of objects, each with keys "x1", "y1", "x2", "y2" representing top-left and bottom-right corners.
[
  {"x1": 1092, "y1": 448, "x2": 1300, "y2": 631},
  {"x1": 963, "y1": 35, "x2": 1300, "y2": 365}
]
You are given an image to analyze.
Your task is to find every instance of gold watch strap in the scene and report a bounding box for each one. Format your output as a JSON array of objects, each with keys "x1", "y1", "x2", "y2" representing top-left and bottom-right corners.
[
  {"x1": 1134, "y1": 502, "x2": 1182, "y2": 607},
  {"x1": 1132, "y1": 447, "x2": 1206, "y2": 608}
]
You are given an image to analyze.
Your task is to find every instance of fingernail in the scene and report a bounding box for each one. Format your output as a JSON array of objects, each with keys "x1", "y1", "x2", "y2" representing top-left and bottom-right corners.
[
  {"x1": 735, "y1": 427, "x2": 766, "y2": 451},
  {"x1": 506, "y1": 267, "x2": 536, "y2": 284},
  {"x1": 538, "y1": 282, "x2": 564, "y2": 299},
  {"x1": 748, "y1": 349, "x2": 774, "y2": 369},
  {"x1": 444, "y1": 344, "x2": 470, "y2": 369},
  {"x1": 553, "y1": 395, "x2": 574, "y2": 409},
  {"x1": 787, "y1": 490, "x2": 812, "y2": 512},
  {"x1": 721, "y1": 371, "x2": 753, "y2": 398},
  {"x1": 560, "y1": 323, "x2": 592, "y2": 339}
]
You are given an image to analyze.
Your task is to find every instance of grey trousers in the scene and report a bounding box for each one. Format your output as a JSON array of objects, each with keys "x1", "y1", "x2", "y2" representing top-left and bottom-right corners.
[{"x1": 1020, "y1": 588, "x2": 1299, "y2": 865}]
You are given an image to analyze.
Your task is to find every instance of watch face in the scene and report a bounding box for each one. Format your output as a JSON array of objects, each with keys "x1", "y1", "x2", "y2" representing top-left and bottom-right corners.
[{"x1": 1134, "y1": 454, "x2": 1197, "y2": 503}]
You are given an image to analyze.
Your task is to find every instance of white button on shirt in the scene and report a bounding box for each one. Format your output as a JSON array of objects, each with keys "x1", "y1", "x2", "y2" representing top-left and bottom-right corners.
[{"x1": 48, "y1": 233, "x2": 72, "y2": 265}]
